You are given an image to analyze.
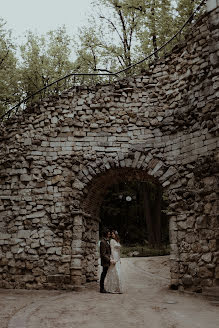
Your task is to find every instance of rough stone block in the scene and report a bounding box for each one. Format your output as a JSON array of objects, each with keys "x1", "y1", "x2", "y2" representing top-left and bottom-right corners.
[
  {"x1": 26, "y1": 211, "x2": 46, "y2": 219},
  {"x1": 199, "y1": 267, "x2": 213, "y2": 278},
  {"x1": 182, "y1": 274, "x2": 193, "y2": 286},
  {"x1": 0, "y1": 233, "x2": 11, "y2": 240}
]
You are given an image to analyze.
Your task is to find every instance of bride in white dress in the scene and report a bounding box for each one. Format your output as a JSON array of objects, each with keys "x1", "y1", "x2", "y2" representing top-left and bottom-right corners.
[{"x1": 105, "y1": 230, "x2": 123, "y2": 294}]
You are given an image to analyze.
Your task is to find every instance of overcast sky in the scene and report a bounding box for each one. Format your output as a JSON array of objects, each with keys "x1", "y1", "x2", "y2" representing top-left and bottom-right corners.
[{"x1": 1, "y1": 0, "x2": 94, "y2": 40}]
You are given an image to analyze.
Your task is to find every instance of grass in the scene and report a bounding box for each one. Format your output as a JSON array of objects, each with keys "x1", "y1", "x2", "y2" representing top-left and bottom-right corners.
[{"x1": 120, "y1": 244, "x2": 170, "y2": 258}]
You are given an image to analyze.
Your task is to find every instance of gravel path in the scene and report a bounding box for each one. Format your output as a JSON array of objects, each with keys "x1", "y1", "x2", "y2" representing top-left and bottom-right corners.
[{"x1": 1, "y1": 256, "x2": 218, "y2": 328}]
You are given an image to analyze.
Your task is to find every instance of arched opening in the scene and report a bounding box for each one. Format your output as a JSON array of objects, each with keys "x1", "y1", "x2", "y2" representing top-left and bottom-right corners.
[
  {"x1": 100, "y1": 180, "x2": 169, "y2": 256},
  {"x1": 81, "y1": 167, "x2": 170, "y2": 284}
]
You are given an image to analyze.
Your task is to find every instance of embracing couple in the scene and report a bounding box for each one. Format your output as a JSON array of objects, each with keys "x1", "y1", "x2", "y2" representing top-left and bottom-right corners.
[{"x1": 99, "y1": 229, "x2": 123, "y2": 294}]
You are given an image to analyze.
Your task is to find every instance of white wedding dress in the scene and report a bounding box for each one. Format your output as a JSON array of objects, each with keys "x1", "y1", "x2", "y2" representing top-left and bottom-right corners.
[{"x1": 105, "y1": 239, "x2": 123, "y2": 294}]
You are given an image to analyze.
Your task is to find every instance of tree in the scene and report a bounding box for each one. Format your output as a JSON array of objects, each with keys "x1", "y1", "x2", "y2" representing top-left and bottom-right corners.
[
  {"x1": 134, "y1": 0, "x2": 174, "y2": 60},
  {"x1": 19, "y1": 26, "x2": 75, "y2": 103},
  {"x1": 1, "y1": 0, "x2": 206, "y2": 115},
  {"x1": 73, "y1": 24, "x2": 109, "y2": 84},
  {"x1": 141, "y1": 182, "x2": 155, "y2": 246},
  {"x1": 175, "y1": 0, "x2": 205, "y2": 30},
  {"x1": 75, "y1": 0, "x2": 144, "y2": 76},
  {"x1": 0, "y1": 18, "x2": 20, "y2": 116},
  {"x1": 75, "y1": 0, "x2": 205, "y2": 76},
  {"x1": 100, "y1": 181, "x2": 168, "y2": 247},
  {"x1": 75, "y1": 0, "x2": 177, "y2": 75}
]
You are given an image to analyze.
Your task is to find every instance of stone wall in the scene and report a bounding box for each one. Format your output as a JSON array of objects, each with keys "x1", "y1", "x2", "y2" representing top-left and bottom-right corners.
[{"x1": 0, "y1": 7, "x2": 218, "y2": 291}]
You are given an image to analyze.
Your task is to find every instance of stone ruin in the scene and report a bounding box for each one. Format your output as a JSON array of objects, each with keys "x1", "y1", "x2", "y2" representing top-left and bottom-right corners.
[{"x1": 0, "y1": 4, "x2": 218, "y2": 292}]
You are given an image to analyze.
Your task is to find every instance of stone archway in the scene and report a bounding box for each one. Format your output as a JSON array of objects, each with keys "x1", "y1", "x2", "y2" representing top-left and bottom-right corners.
[
  {"x1": 0, "y1": 5, "x2": 218, "y2": 291},
  {"x1": 73, "y1": 162, "x2": 176, "y2": 287},
  {"x1": 70, "y1": 146, "x2": 218, "y2": 291}
]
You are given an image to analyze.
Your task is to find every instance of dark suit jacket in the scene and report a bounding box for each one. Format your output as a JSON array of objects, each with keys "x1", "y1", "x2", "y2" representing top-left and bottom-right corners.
[{"x1": 100, "y1": 238, "x2": 111, "y2": 267}]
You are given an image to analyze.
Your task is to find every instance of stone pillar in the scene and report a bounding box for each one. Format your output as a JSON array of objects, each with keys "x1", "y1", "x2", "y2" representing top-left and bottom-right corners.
[
  {"x1": 71, "y1": 212, "x2": 84, "y2": 288},
  {"x1": 82, "y1": 212, "x2": 100, "y2": 283},
  {"x1": 169, "y1": 215, "x2": 180, "y2": 288},
  {"x1": 206, "y1": 0, "x2": 219, "y2": 12}
]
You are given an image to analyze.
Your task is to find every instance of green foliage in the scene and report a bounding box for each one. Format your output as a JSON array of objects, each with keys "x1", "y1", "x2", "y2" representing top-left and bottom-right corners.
[
  {"x1": 174, "y1": 0, "x2": 205, "y2": 35},
  {"x1": 75, "y1": 0, "x2": 205, "y2": 76},
  {"x1": 73, "y1": 23, "x2": 111, "y2": 85},
  {"x1": 135, "y1": 0, "x2": 174, "y2": 58},
  {"x1": 0, "y1": 0, "x2": 206, "y2": 114},
  {"x1": 0, "y1": 24, "x2": 76, "y2": 115},
  {"x1": 19, "y1": 27, "x2": 75, "y2": 103},
  {"x1": 120, "y1": 245, "x2": 170, "y2": 257},
  {"x1": 0, "y1": 18, "x2": 19, "y2": 116},
  {"x1": 75, "y1": 0, "x2": 146, "y2": 75}
]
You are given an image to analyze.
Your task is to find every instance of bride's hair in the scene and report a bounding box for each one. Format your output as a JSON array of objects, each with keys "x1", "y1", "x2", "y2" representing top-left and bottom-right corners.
[{"x1": 112, "y1": 230, "x2": 120, "y2": 243}]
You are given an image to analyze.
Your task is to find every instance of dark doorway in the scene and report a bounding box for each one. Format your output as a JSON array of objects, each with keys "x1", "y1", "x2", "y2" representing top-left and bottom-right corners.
[{"x1": 99, "y1": 181, "x2": 169, "y2": 255}]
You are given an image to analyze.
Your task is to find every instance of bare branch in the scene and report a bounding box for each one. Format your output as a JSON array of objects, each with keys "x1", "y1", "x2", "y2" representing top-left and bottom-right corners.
[
  {"x1": 90, "y1": 46, "x2": 97, "y2": 70},
  {"x1": 116, "y1": 8, "x2": 128, "y2": 50},
  {"x1": 99, "y1": 15, "x2": 123, "y2": 44}
]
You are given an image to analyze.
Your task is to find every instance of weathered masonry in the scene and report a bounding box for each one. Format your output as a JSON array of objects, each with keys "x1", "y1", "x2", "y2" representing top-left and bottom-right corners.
[{"x1": 0, "y1": 5, "x2": 218, "y2": 292}]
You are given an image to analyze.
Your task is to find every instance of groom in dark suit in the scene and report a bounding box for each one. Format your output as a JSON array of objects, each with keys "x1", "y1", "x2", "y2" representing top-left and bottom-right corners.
[{"x1": 99, "y1": 229, "x2": 111, "y2": 293}]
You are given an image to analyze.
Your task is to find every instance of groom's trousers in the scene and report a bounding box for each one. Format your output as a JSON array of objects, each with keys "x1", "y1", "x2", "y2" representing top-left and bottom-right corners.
[{"x1": 100, "y1": 266, "x2": 108, "y2": 290}]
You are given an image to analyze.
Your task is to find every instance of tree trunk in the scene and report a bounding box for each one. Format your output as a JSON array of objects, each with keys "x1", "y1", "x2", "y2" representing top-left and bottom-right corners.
[
  {"x1": 141, "y1": 183, "x2": 155, "y2": 246},
  {"x1": 151, "y1": 0, "x2": 158, "y2": 60},
  {"x1": 153, "y1": 186, "x2": 162, "y2": 246}
]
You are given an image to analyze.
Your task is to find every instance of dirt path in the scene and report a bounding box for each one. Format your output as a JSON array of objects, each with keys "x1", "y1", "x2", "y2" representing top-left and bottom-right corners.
[{"x1": 1, "y1": 256, "x2": 218, "y2": 328}]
